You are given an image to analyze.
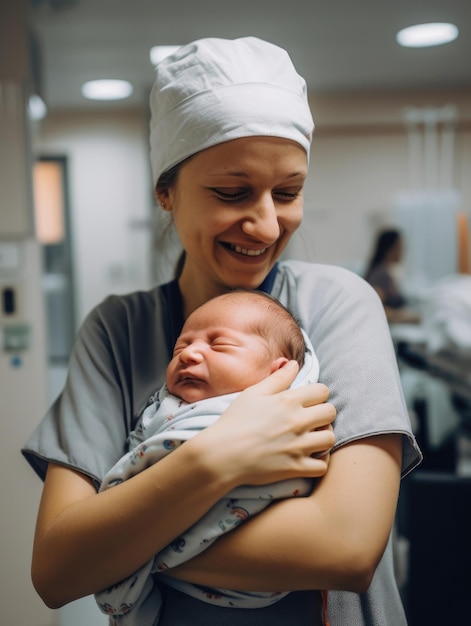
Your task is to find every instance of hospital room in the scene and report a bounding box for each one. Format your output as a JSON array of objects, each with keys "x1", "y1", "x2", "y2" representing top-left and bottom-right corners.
[{"x1": 1, "y1": 1, "x2": 470, "y2": 625}]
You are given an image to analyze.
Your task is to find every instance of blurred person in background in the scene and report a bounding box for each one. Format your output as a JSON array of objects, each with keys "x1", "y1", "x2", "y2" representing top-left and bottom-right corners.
[{"x1": 365, "y1": 228, "x2": 421, "y2": 324}]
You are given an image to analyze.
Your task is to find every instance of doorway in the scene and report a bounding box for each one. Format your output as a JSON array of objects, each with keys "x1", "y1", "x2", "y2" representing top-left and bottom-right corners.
[{"x1": 33, "y1": 155, "x2": 76, "y2": 399}]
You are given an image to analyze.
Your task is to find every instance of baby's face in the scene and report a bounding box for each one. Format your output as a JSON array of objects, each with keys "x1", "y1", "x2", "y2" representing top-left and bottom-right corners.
[{"x1": 166, "y1": 298, "x2": 286, "y2": 403}]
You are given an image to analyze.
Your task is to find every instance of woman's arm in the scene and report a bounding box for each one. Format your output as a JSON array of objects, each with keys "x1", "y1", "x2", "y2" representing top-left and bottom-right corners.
[
  {"x1": 33, "y1": 445, "x2": 234, "y2": 609},
  {"x1": 165, "y1": 433, "x2": 402, "y2": 593},
  {"x1": 32, "y1": 365, "x2": 335, "y2": 608}
]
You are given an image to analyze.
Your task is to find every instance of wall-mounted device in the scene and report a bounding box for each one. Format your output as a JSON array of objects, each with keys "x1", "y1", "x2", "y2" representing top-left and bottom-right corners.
[{"x1": 0, "y1": 241, "x2": 32, "y2": 359}]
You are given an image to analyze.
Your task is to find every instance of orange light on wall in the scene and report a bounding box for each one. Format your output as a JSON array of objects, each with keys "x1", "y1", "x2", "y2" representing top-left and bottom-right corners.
[
  {"x1": 457, "y1": 211, "x2": 470, "y2": 274},
  {"x1": 33, "y1": 160, "x2": 65, "y2": 244}
]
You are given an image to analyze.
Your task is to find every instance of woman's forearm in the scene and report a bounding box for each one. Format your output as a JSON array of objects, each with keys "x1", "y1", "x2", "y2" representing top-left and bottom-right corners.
[
  {"x1": 166, "y1": 434, "x2": 402, "y2": 593},
  {"x1": 32, "y1": 435, "x2": 241, "y2": 609}
]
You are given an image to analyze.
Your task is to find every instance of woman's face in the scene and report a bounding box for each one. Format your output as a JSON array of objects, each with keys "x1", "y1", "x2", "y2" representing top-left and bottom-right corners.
[{"x1": 159, "y1": 136, "x2": 307, "y2": 306}]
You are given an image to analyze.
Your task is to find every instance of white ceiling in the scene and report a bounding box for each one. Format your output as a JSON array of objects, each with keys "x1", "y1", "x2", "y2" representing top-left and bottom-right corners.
[{"x1": 29, "y1": 0, "x2": 471, "y2": 113}]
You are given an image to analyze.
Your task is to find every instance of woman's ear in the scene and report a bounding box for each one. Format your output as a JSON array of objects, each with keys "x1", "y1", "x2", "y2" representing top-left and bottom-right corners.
[
  {"x1": 269, "y1": 357, "x2": 290, "y2": 373},
  {"x1": 155, "y1": 188, "x2": 172, "y2": 211}
]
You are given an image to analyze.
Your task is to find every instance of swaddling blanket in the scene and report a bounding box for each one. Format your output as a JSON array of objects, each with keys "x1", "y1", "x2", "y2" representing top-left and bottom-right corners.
[{"x1": 95, "y1": 331, "x2": 319, "y2": 625}]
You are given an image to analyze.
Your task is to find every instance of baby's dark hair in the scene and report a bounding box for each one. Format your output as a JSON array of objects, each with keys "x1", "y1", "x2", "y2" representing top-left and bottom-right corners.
[{"x1": 218, "y1": 290, "x2": 306, "y2": 367}]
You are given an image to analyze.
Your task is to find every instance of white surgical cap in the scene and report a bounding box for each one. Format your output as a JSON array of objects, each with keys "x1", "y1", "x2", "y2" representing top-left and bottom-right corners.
[{"x1": 149, "y1": 36, "x2": 314, "y2": 187}]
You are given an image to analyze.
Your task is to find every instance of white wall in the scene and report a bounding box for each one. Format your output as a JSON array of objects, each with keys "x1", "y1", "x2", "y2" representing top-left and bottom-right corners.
[
  {"x1": 33, "y1": 110, "x2": 154, "y2": 328},
  {"x1": 285, "y1": 89, "x2": 471, "y2": 273},
  {"x1": 288, "y1": 130, "x2": 409, "y2": 269}
]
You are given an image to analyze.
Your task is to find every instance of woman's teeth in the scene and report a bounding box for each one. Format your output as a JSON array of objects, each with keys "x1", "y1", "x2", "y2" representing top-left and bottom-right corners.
[{"x1": 230, "y1": 244, "x2": 267, "y2": 257}]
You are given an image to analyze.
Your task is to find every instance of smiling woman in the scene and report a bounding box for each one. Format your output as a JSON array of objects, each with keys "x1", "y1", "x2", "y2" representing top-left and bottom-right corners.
[{"x1": 23, "y1": 36, "x2": 421, "y2": 626}]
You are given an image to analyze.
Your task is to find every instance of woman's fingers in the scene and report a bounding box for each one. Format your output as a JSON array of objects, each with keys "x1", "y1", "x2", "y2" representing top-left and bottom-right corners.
[
  {"x1": 283, "y1": 381, "x2": 331, "y2": 407},
  {"x1": 202, "y1": 364, "x2": 337, "y2": 485},
  {"x1": 244, "y1": 359, "x2": 331, "y2": 408},
  {"x1": 281, "y1": 389, "x2": 336, "y2": 432},
  {"x1": 308, "y1": 424, "x2": 336, "y2": 459},
  {"x1": 226, "y1": 374, "x2": 336, "y2": 441},
  {"x1": 243, "y1": 359, "x2": 300, "y2": 395}
]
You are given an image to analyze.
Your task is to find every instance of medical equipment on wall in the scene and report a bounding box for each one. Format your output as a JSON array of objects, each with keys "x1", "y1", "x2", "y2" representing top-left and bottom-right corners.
[
  {"x1": 0, "y1": 242, "x2": 31, "y2": 360},
  {"x1": 391, "y1": 105, "x2": 466, "y2": 297}
]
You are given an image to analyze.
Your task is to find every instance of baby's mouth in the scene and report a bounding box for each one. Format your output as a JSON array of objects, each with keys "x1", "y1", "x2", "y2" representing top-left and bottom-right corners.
[{"x1": 177, "y1": 371, "x2": 205, "y2": 384}]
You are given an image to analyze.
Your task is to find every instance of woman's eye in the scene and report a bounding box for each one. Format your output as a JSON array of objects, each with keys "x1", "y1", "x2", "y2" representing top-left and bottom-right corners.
[
  {"x1": 211, "y1": 186, "x2": 302, "y2": 202},
  {"x1": 212, "y1": 188, "x2": 247, "y2": 202},
  {"x1": 274, "y1": 187, "x2": 302, "y2": 200}
]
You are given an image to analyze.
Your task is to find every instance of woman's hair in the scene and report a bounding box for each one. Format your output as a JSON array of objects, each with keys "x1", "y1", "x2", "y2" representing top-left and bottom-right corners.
[
  {"x1": 216, "y1": 290, "x2": 306, "y2": 367},
  {"x1": 154, "y1": 160, "x2": 189, "y2": 281},
  {"x1": 365, "y1": 228, "x2": 401, "y2": 276},
  {"x1": 156, "y1": 159, "x2": 188, "y2": 193}
]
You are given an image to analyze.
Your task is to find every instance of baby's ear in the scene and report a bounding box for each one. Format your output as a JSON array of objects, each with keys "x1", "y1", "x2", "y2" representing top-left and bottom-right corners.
[{"x1": 269, "y1": 357, "x2": 290, "y2": 373}]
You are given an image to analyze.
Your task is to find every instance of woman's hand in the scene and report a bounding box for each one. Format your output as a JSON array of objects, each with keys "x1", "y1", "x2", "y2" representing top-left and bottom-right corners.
[{"x1": 190, "y1": 360, "x2": 336, "y2": 488}]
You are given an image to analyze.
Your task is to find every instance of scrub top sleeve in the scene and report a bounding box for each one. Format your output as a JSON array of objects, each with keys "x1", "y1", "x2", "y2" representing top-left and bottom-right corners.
[
  {"x1": 22, "y1": 300, "x2": 133, "y2": 488},
  {"x1": 274, "y1": 261, "x2": 422, "y2": 478},
  {"x1": 311, "y1": 269, "x2": 421, "y2": 476}
]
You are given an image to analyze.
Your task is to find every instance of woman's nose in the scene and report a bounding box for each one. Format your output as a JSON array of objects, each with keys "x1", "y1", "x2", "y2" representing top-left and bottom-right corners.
[{"x1": 241, "y1": 194, "x2": 280, "y2": 242}]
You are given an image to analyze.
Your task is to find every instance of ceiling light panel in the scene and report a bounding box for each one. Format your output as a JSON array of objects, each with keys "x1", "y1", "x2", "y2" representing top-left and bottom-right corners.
[
  {"x1": 81, "y1": 79, "x2": 133, "y2": 101},
  {"x1": 396, "y1": 22, "x2": 459, "y2": 48}
]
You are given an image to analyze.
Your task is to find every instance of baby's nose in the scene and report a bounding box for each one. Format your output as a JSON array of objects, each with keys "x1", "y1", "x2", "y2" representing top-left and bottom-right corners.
[{"x1": 179, "y1": 342, "x2": 205, "y2": 363}]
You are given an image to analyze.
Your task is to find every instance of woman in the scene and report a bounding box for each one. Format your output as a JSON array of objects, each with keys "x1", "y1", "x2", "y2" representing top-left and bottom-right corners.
[
  {"x1": 364, "y1": 228, "x2": 421, "y2": 324},
  {"x1": 23, "y1": 37, "x2": 421, "y2": 626}
]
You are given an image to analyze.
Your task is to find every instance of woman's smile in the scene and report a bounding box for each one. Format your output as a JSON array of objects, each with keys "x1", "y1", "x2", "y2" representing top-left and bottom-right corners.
[{"x1": 223, "y1": 243, "x2": 270, "y2": 258}]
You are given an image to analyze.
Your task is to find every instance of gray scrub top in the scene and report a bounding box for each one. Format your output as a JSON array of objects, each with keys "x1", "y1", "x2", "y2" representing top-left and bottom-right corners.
[{"x1": 22, "y1": 260, "x2": 422, "y2": 626}]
